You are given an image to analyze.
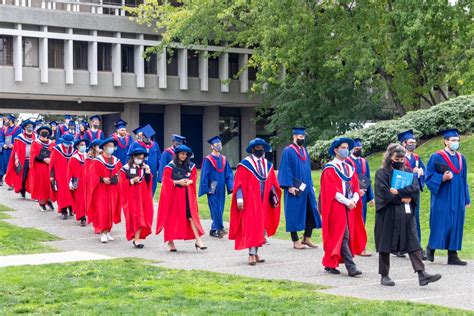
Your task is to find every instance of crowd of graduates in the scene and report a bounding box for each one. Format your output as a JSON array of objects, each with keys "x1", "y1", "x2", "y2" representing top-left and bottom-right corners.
[{"x1": 0, "y1": 114, "x2": 470, "y2": 287}]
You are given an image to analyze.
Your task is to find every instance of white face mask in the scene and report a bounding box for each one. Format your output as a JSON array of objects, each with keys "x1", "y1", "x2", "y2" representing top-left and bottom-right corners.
[
  {"x1": 78, "y1": 145, "x2": 87, "y2": 153},
  {"x1": 105, "y1": 147, "x2": 115, "y2": 155},
  {"x1": 134, "y1": 158, "x2": 144, "y2": 165}
]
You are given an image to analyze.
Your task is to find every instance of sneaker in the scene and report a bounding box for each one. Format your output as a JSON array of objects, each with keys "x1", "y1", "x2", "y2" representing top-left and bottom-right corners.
[
  {"x1": 100, "y1": 233, "x2": 108, "y2": 243},
  {"x1": 106, "y1": 233, "x2": 114, "y2": 241}
]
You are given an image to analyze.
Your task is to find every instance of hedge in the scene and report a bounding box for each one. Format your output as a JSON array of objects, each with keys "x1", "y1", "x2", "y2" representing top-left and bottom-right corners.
[{"x1": 307, "y1": 95, "x2": 474, "y2": 167}]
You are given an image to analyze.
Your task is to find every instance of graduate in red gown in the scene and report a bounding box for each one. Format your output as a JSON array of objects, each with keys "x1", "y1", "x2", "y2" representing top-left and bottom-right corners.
[
  {"x1": 120, "y1": 142, "x2": 154, "y2": 248},
  {"x1": 320, "y1": 138, "x2": 367, "y2": 276},
  {"x1": 29, "y1": 126, "x2": 55, "y2": 211},
  {"x1": 5, "y1": 119, "x2": 37, "y2": 198},
  {"x1": 67, "y1": 139, "x2": 90, "y2": 227},
  {"x1": 156, "y1": 145, "x2": 206, "y2": 252},
  {"x1": 50, "y1": 134, "x2": 75, "y2": 220},
  {"x1": 87, "y1": 137, "x2": 122, "y2": 243},
  {"x1": 229, "y1": 138, "x2": 282, "y2": 266}
]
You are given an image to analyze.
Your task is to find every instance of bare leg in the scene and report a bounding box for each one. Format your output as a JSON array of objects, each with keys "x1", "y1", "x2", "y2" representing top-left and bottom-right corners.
[
  {"x1": 134, "y1": 229, "x2": 142, "y2": 244},
  {"x1": 189, "y1": 219, "x2": 204, "y2": 247}
]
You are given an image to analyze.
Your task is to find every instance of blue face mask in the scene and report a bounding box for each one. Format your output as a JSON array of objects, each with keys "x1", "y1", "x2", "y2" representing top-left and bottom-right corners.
[
  {"x1": 338, "y1": 148, "x2": 349, "y2": 159},
  {"x1": 449, "y1": 141, "x2": 460, "y2": 151},
  {"x1": 213, "y1": 144, "x2": 222, "y2": 152},
  {"x1": 78, "y1": 145, "x2": 87, "y2": 153}
]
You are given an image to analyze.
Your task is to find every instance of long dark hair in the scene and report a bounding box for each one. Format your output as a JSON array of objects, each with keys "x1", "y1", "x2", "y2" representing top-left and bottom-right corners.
[
  {"x1": 128, "y1": 154, "x2": 145, "y2": 168},
  {"x1": 173, "y1": 152, "x2": 191, "y2": 171},
  {"x1": 382, "y1": 143, "x2": 407, "y2": 170}
]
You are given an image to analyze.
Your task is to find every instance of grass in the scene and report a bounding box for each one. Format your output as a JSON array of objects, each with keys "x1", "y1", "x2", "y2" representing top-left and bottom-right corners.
[
  {"x1": 0, "y1": 258, "x2": 467, "y2": 315},
  {"x1": 0, "y1": 204, "x2": 59, "y2": 256},
  {"x1": 157, "y1": 135, "x2": 474, "y2": 258}
]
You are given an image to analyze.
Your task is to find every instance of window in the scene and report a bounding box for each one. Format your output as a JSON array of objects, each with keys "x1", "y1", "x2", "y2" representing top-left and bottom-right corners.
[
  {"x1": 23, "y1": 37, "x2": 39, "y2": 67},
  {"x1": 144, "y1": 51, "x2": 157, "y2": 74},
  {"x1": 166, "y1": 51, "x2": 178, "y2": 76},
  {"x1": 248, "y1": 66, "x2": 257, "y2": 81},
  {"x1": 208, "y1": 56, "x2": 219, "y2": 79},
  {"x1": 188, "y1": 51, "x2": 199, "y2": 78},
  {"x1": 73, "y1": 41, "x2": 88, "y2": 70},
  {"x1": 97, "y1": 43, "x2": 112, "y2": 71},
  {"x1": 121, "y1": 44, "x2": 134, "y2": 73},
  {"x1": 219, "y1": 115, "x2": 241, "y2": 168},
  {"x1": 0, "y1": 36, "x2": 13, "y2": 65},
  {"x1": 48, "y1": 39, "x2": 64, "y2": 69},
  {"x1": 102, "y1": 0, "x2": 121, "y2": 15},
  {"x1": 228, "y1": 53, "x2": 239, "y2": 79}
]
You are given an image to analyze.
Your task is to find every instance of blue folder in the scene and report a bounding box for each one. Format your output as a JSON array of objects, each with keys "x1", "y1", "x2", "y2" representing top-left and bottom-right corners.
[{"x1": 391, "y1": 170, "x2": 414, "y2": 189}]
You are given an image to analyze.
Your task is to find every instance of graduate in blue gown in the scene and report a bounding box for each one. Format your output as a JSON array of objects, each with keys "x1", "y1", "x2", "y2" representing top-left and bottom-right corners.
[
  {"x1": 111, "y1": 119, "x2": 132, "y2": 165},
  {"x1": 58, "y1": 115, "x2": 72, "y2": 138},
  {"x1": 157, "y1": 134, "x2": 186, "y2": 183},
  {"x1": 84, "y1": 115, "x2": 105, "y2": 141},
  {"x1": 425, "y1": 129, "x2": 470, "y2": 266},
  {"x1": 133, "y1": 124, "x2": 161, "y2": 195},
  {"x1": 277, "y1": 128, "x2": 321, "y2": 249},
  {"x1": 0, "y1": 115, "x2": 5, "y2": 185},
  {"x1": 346, "y1": 138, "x2": 374, "y2": 256},
  {"x1": 49, "y1": 121, "x2": 60, "y2": 141},
  {"x1": 198, "y1": 136, "x2": 234, "y2": 238},
  {"x1": 1, "y1": 114, "x2": 21, "y2": 189}
]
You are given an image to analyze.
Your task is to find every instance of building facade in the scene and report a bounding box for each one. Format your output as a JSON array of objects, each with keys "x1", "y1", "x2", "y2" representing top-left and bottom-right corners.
[{"x1": 0, "y1": 1, "x2": 272, "y2": 167}]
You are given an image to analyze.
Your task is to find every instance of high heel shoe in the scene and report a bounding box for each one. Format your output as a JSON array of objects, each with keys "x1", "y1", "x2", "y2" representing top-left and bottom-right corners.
[
  {"x1": 168, "y1": 242, "x2": 177, "y2": 252},
  {"x1": 195, "y1": 244, "x2": 207, "y2": 251},
  {"x1": 133, "y1": 241, "x2": 144, "y2": 249}
]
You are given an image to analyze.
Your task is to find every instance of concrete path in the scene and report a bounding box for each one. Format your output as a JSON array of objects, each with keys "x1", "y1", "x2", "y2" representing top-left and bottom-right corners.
[
  {"x1": 0, "y1": 187, "x2": 472, "y2": 311},
  {"x1": 0, "y1": 250, "x2": 113, "y2": 267}
]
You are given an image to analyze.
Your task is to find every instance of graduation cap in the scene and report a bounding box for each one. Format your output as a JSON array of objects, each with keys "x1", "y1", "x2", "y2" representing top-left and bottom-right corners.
[
  {"x1": 89, "y1": 114, "x2": 101, "y2": 122},
  {"x1": 88, "y1": 139, "x2": 102, "y2": 150},
  {"x1": 172, "y1": 134, "x2": 186, "y2": 144},
  {"x1": 6, "y1": 114, "x2": 16, "y2": 121},
  {"x1": 132, "y1": 126, "x2": 143, "y2": 135},
  {"x1": 114, "y1": 119, "x2": 128, "y2": 130},
  {"x1": 353, "y1": 138, "x2": 363, "y2": 148},
  {"x1": 328, "y1": 138, "x2": 354, "y2": 157},
  {"x1": 99, "y1": 137, "x2": 117, "y2": 149},
  {"x1": 36, "y1": 126, "x2": 52, "y2": 136},
  {"x1": 127, "y1": 142, "x2": 149, "y2": 157},
  {"x1": 397, "y1": 130, "x2": 415, "y2": 143},
  {"x1": 207, "y1": 135, "x2": 222, "y2": 145},
  {"x1": 64, "y1": 115, "x2": 72, "y2": 120},
  {"x1": 174, "y1": 144, "x2": 193, "y2": 155},
  {"x1": 441, "y1": 128, "x2": 460, "y2": 139},
  {"x1": 74, "y1": 138, "x2": 90, "y2": 149},
  {"x1": 61, "y1": 134, "x2": 75, "y2": 145},
  {"x1": 49, "y1": 121, "x2": 58, "y2": 127},
  {"x1": 68, "y1": 120, "x2": 76, "y2": 126},
  {"x1": 292, "y1": 127, "x2": 306, "y2": 136},
  {"x1": 80, "y1": 120, "x2": 89, "y2": 128},
  {"x1": 21, "y1": 119, "x2": 36, "y2": 129},
  {"x1": 141, "y1": 124, "x2": 156, "y2": 138},
  {"x1": 245, "y1": 138, "x2": 271, "y2": 154}
]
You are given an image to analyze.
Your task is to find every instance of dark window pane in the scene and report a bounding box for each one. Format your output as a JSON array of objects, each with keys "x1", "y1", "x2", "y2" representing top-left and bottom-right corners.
[
  {"x1": 121, "y1": 44, "x2": 134, "y2": 73},
  {"x1": 208, "y1": 56, "x2": 219, "y2": 79},
  {"x1": 188, "y1": 51, "x2": 199, "y2": 78},
  {"x1": 219, "y1": 115, "x2": 241, "y2": 168},
  {"x1": 166, "y1": 51, "x2": 178, "y2": 76},
  {"x1": 0, "y1": 36, "x2": 13, "y2": 65},
  {"x1": 248, "y1": 66, "x2": 257, "y2": 81},
  {"x1": 144, "y1": 47, "x2": 157, "y2": 74},
  {"x1": 228, "y1": 53, "x2": 239, "y2": 79},
  {"x1": 97, "y1": 43, "x2": 112, "y2": 71},
  {"x1": 73, "y1": 41, "x2": 88, "y2": 70},
  {"x1": 48, "y1": 39, "x2": 64, "y2": 69}
]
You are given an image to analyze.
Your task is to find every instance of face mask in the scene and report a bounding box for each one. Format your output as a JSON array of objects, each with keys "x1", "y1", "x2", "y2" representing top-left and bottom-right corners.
[
  {"x1": 406, "y1": 144, "x2": 416, "y2": 152},
  {"x1": 64, "y1": 143, "x2": 73, "y2": 149},
  {"x1": 143, "y1": 137, "x2": 151, "y2": 144},
  {"x1": 253, "y1": 149, "x2": 265, "y2": 158},
  {"x1": 449, "y1": 141, "x2": 460, "y2": 151},
  {"x1": 296, "y1": 139, "x2": 305, "y2": 146},
  {"x1": 25, "y1": 126, "x2": 34, "y2": 132},
  {"x1": 337, "y1": 148, "x2": 349, "y2": 159},
  {"x1": 106, "y1": 147, "x2": 114, "y2": 155},
  {"x1": 40, "y1": 132, "x2": 49, "y2": 138},
  {"x1": 213, "y1": 144, "x2": 222, "y2": 152},
  {"x1": 78, "y1": 145, "x2": 87, "y2": 153},
  {"x1": 352, "y1": 150, "x2": 362, "y2": 157},
  {"x1": 392, "y1": 160, "x2": 404, "y2": 170},
  {"x1": 134, "y1": 158, "x2": 144, "y2": 165}
]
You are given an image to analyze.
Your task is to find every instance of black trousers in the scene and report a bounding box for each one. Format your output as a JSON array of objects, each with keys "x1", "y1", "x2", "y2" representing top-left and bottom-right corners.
[
  {"x1": 290, "y1": 197, "x2": 316, "y2": 242},
  {"x1": 379, "y1": 250, "x2": 425, "y2": 276},
  {"x1": 20, "y1": 159, "x2": 30, "y2": 195}
]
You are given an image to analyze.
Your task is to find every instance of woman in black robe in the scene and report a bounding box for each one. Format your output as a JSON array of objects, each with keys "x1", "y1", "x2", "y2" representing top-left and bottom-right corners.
[{"x1": 374, "y1": 144, "x2": 441, "y2": 286}]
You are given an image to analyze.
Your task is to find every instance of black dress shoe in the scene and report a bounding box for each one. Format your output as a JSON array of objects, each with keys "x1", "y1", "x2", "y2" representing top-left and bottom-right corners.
[
  {"x1": 422, "y1": 250, "x2": 428, "y2": 261},
  {"x1": 47, "y1": 202, "x2": 55, "y2": 211},
  {"x1": 133, "y1": 241, "x2": 144, "y2": 249},
  {"x1": 68, "y1": 207, "x2": 74, "y2": 217},
  {"x1": 381, "y1": 275, "x2": 395, "y2": 286},
  {"x1": 425, "y1": 246, "x2": 435, "y2": 262},
  {"x1": 348, "y1": 269, "x2": 363, "y2": 277},
  {"x1": 418, "y1": 271, "x2": 442, "y2": 286},
  {"x1": 61, "y1": 211, "x2": 68, "y2": 220},
  {"x1": 393, "y1": 252, "x2": 406, "y2": 258},
  {"x1": 39, "y1": 204, "x2": 47, "y2": 212},
  {"x1": 324, "y1": 267, "x2": 340, "y2": 274},
  {"x1": 80, "y1": 217, "x2": 87, "y2": 227},
  {"x1": 209, "y1": 230, "x2": 222, "y2": 238},
  {"x1": 447, "y1": 251, "x2": 467, "y2": 266}
]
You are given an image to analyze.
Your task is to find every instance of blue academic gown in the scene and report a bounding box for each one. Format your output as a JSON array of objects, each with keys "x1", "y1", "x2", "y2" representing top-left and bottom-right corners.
[
  {"x1": 0, "y1": 128, "x2": 4, "y2": 177},
  {"x1": 84, "y1": 129, "x2": 105, "y2": 142},
  {"x1": 134, "y1": 140, "x2": 161, "y2": 195},
  {"x1": 426, "y1": 150, "x2": 470, "y2": 251},
  {"x1": 346, "y1": 155, "x2": 374, "y2": 223},
  {"x1": 158, "y1": 147, "x2": 175, "y2": 183},
  {"x1": 405, "y1": 153, "x2": 426, "y2": 241},
  {"x1": 277, "y1": 144, "x2": 321, "y2": 232},
  {"x1": 112, "y1": 134, "x2": 132, "y2": 165},
  {"x1": 198, "y1": 154, "x2": 234, "y2": 231},
  {"x1": 0, "y1": 125, "x2": 21, "y2": 178}
]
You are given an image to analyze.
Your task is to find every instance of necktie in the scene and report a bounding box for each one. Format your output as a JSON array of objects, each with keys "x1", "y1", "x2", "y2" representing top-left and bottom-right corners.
[{"x1": 257, "y1": 159, "x2": 264, "y2": 177}]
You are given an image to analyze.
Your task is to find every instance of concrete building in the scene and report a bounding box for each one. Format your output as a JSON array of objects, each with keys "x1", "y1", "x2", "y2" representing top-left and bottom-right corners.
[{"x1": 0, "y1": 1, "x2": 273, "y2": 167}]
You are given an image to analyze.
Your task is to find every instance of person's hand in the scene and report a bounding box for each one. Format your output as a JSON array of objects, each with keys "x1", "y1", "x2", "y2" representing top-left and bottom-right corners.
[
  {"x1": 288, "y1": 187, "x2": 298, "y2": 196},
  {"x1": 144, "y1": 164, "x2": 151, "y2": 174},
  {"x1": 176, "y1": 179, "x2": 187, "y2": 186},
  {"x1": 50, "y1": 177, "x2": 55, "y2": 182},
  {"x1": 401, "y1": 197, "x2": 412, "y2": 204},
  {"x1": 443, "y1": 171, "x2": 453, "y2": 181},
  {"x1": 69, "y1": 184, "x2": 75, "y2": 190},
  {"x1": 103, "y1": 177, "x2": 111, "y2": 184},
  {"x1": 132, "y1": 176, "x2": 140, "y2": 184},
  {"x1": 14, "y1": 159, "x2": 19, "y2": 167},
  {"x1": 187, "y1": 179, "x2": 193, "y2": 185},
  {"x1": 8, "y1": 144, "x2": 13, "y2": 149},
  {"x1": 390, "y1": 188, "x2": 399, "y2": 195},
  {"x1": 369, "y1": 199, "x2": 375, "y2": 207},
  {"x1": 347, "y1": 201, "x2": 357, "y2": 210},
  {"x1": 2, "y1": 145, "x2": 7, "y2": 149},
  {"x1": 43, "y1": 158, "x2": 50, "y2": 164},
  {"x1": 466, "y1": 204, "x2": 471, "y2": 208},
  {"x1": 417, "y1": 168, "x2": 424, "y2": 177},
  {"x1": 413, "y1": 167, "x2": 419, "y2": 174},
  {"x1": 237, "y1": 200, "x2": 244, "y2": 210},
  {"x1": 359, "y1": 189, "x2": 366, "y2": 197}
]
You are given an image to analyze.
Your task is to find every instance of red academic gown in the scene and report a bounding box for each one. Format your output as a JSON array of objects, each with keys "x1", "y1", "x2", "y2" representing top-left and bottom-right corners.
[
  {"x1": 319, "y1": 162, "x2": 367, "y2": 268},
  {"x1": 86, "y1": 154, "x2": 122, "y2": 234},
  {"x1": 67, "y1": 152, "x2": 88, "y2": 220},
  {"x1": 29, "y1": 139, "x2": 55, "y2": 203},
  {"x1": 5, "y1": 133, "x2": 36, "y2": 193},
  {"x1": 228, "y1": 157, "x2": 282, "y2": 250},
  {"x1": 49, "y1": 144, "x2": 74, "y2": 211},
  {"x1": 120, "y1": 164, "x2": 154, "y2": 241},
  {"x1": 156, "y1": 162, "x2": 204, "y2": 242}
]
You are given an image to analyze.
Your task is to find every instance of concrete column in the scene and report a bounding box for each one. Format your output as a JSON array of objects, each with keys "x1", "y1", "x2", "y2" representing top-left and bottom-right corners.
[
  {"x1": 240, "y1": 107, "x2": 256, "y2": 160},
  {"x1": 112, "y1": 32, "x2": 121, "y2": 87},
  {"x1": 121, "y1": 103, "x2": 140, "y2": 135},
  {"x1": 13, "y1": 24, "x2": 22, "y2": 82},
  {"x1": 64, "y1": 28, "x2": 73, "y2": 84},
  {"x1": 134, "y1": 35, "x2": 145, "y2": 88},
  {"x1": 219, "y1": 52, "x2": 229, "y2": 92},
  {"x1": 238, "y1": 54, "x2": 248, "y2": 93},
  {"x1": 202, "y1": 106, "x2": 219, "y2": 156},
  {"x1": 198, "y1": 51, "x2": 208, "y2": 91},
  {"x1": 157, "y1": 49, "x2": 167, "y2": 89},
  {"x1": 39, "y1": 26, "x2": 48, "y2": 83},
  {"x1": 163, "y1": 104, "x2": 181, "y2": 146},
  {"x1": 88, "y1": 30, "x2": 98, "y2": 85},
  {"x1": 178, "y1": 48, "x2": 188, "y2": 90}
]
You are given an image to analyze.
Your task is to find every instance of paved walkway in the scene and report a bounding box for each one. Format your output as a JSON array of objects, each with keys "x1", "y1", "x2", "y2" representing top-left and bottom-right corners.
[{"x1": 0, "y1": 187, "x2": 472, "y2": 311}]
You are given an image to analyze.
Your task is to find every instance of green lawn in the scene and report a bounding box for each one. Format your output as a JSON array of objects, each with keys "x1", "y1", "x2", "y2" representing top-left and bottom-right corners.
[
  {"x1": 0, "y1": 204, "x2": 59, "y2": 256},
  {"x1": 159, "y1": 135, "x2": 474, "y2": 258},
  {"x1": 0, "y1": 258, "x2": 466, "y2": 315}
]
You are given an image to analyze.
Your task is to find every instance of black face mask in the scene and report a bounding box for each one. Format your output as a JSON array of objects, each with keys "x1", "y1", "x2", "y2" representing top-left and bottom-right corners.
[
  {"x1": 253, "y1": 149, "x2": 264, "y2": 158},
  {"x1": 40, "y1": 132, "x2": 49, "y2": 138},
  {"x1": 391, "y1": 161, "x2": 404, "y2": 170},
  {"x1": 296, "y1": 139, "x2": 305, "y2": 146},
  {"x1": 353, "y1": 150, "x2": 362, "y2": 157}
]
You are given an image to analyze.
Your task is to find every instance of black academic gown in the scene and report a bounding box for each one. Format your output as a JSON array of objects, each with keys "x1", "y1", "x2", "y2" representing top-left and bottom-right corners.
[{"x1": 374, "y1": 167, "x2": 421, "y2": 254}]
